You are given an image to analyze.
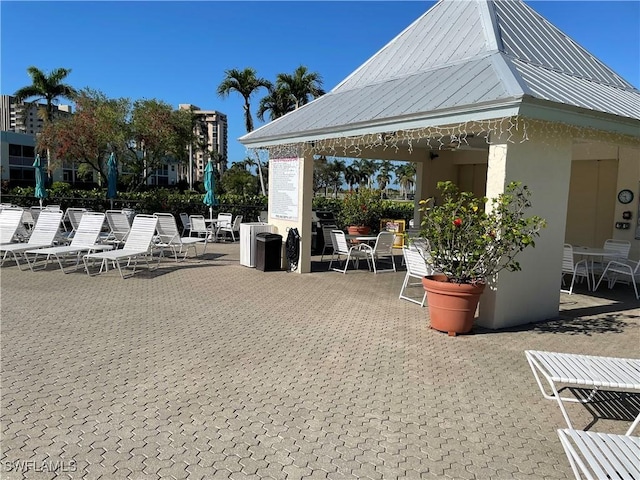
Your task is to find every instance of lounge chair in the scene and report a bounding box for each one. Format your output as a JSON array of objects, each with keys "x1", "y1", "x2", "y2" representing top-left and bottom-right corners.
[
  {"x1": 0, "y1": 210, "x2": 64, "y2": 269},
  {"x1": 83, "y1": 214, "x2": 159, "y2": 279},
  {"x1": 153, "y1": 213, "x2": 207, "y2": 261},
  {"x1": 104, "y1": 210, "x2": 132, "y2": 247},
  {"x1": 25, "y1": 212, "x2": 111, "y2": 273},
  {"x1": 557, "y1": 429, "x2": 639, "y2": 480},
  {"x1": 0, "y1": 208, "x2": 24, "y2": 245},
  {"x1": 525, "y1": 350, "x2": 640, "y2": 435}
]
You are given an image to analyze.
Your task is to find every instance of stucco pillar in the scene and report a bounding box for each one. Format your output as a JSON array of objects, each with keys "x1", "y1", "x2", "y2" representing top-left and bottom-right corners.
[
  {"x1": 477, "y1": 131, "x2": 573, "y2": 329},
  {"x1": 266, "y1": 149, "x2": 314, "y2": 273}
]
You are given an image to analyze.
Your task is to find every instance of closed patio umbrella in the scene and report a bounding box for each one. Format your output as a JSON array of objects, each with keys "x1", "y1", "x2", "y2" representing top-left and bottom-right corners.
[
  {"x1": 33, "y1": 154, "x2": 47, "y2": 208},
  {"x1": 107, "y1": 153, "x2": 118, "y2": 209},
  {"x1": 203, "y1": 159, "x2": 218, "y2": 222}
]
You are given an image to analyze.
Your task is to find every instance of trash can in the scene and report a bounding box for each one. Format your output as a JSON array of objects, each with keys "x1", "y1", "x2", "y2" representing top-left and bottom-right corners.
[{"x1": 255, "y1": 232, "x2": 282, "y2": 272}]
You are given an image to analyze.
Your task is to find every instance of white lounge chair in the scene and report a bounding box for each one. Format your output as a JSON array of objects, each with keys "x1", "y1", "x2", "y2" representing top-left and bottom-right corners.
[
  {"x1": 179, "y1": 212, "x2": 191, "y2": 236},
  {"x1": 83, "y1": 214, "x2": 159, "y2": 279},
  {"x1": 399, "y1": 246, "x2": 433, "y2": 307},
  {"x1": 525, "y1": 350, "x2": 640, "y2": 435},
  {"x1": 63, "y1": 207, "x2": 88, "y2": 237},
  {"x1": 557, "y1": 429, "x2": 639, "y2": 480},
  {"x1": 153, "y1": 213, "x2": 207, "y2": 261},
  {"x1": 360, "y1": 231, "x2": 397, "y2": 273},
  {"x1": 0, "y1": 208, "x2": 24, "y2": 245},
  {"x1": 25, "y1": 212, "x2": 111, "y2": 273},
  {"x1": 104, "y1": 210, "x2": 132, "y2": 247},
  {"x1": 0, "y1": 210, "x2": 64, "y2": 269},
  {"x1": 328, "y1": 230, "x2": 369, "y2": 274}
]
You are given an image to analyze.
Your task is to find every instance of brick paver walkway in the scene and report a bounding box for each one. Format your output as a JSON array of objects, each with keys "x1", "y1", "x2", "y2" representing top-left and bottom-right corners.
[{"x1": 1, "y1": 243, "x2": 638, "y2": 479}]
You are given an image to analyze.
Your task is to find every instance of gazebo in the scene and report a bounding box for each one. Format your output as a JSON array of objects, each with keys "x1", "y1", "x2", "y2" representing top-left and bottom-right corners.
[{"x1": 240, "y1": 0, "x2": 640, "y2": 329}]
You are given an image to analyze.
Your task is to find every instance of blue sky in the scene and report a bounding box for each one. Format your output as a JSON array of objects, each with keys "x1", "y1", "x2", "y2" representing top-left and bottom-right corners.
[{"x1": 2, "y1": 1, "x2": 638, "y2": 165}]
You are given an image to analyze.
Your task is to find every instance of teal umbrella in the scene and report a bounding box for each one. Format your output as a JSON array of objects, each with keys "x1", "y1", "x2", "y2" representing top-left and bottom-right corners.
[
  {"x1": 33, "y1": 154, "x2": 47, "y2": 208},
  {"x1": 203, "y1": 159, "x2": 218, "y2": 222},
  {"x1": 106, "y1": 153, "x2": 118, "y2": 209}
]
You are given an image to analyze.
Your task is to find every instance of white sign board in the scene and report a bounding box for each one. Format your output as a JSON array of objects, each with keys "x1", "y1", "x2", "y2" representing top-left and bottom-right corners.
[{"x1": 270, "y1": 157, "x2": 300, "y2": 221}]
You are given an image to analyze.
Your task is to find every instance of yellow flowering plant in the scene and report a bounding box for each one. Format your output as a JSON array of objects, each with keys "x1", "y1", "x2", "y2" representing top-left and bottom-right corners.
[{"x1": 418, "y1": 181, "x2": 546, "y2": 284}]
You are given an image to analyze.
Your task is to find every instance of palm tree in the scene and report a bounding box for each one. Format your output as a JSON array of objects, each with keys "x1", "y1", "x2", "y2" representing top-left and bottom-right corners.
[
  {"x1": 359, "y1": 159, "x2": 379, "y2": 188},
  {"x1": 395, "y1": 162, "x2": 417, "y2": 200},
  {"x1": 329, "y1": 159, "x2": 345, "y2": 198},
  {"x1": 377, "y1": 161, "x2": 394, "y2": 196},
  {"x1": 257, "y1": 86, "x2": 295, "y2": 122},
  {"x1": 217, "y1": 67, "x2": 270, "y2": 195},
  {"x1": 14, "y1": 66, "x2": 78, "y2": 178},
  {"x1": 14, "y1": 66, "x2": 77, "y2": 122},
  {"x1": 276, "y1": 65, "x2": 325, "y2": 109}
]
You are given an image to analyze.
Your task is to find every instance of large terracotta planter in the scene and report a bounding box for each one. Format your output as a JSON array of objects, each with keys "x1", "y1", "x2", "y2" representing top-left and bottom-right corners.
[
  {"x1": 422, "y1": 275, "x2": 486, "y2": 336},
  {"x1": 347, "y1": 225, "x2": 371, "y2": 236}
]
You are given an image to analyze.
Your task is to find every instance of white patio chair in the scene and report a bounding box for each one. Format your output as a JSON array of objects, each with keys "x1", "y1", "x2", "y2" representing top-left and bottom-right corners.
[
  {"x1": 105, "y1": 210, "x2": 132, "y2": 247},
  {"x1": 179, "y1": 212, "x2": 191, "y2": 236},
  {"x1": 561, "y1": 244, "x2": 590, "y2": 294},
  {"x1": 217, "y1": 214, "x2": 242, "y2": 242},
  {"x1": 0, "y1": 208, "x2": 25, "y2": 245},
  {"x1": 360, "y1": 231, "x2": 397, "y2": 273},
  {"x1": 25, "y1": 212, "x2": 111, "y2": 273},
  {"x1": 399, "y1": 246, "x2": 434, "y2": 307},
  {"x1": 594, "y1": 258, "x2": 640, "y2": 300},
  {"x1": 557, "y1": 429, "x2": 639, "y2": 480},
  {"x1": 214, "y1": 213, "x2": 233, "y2": 241},
  {"x1": 320, "y1": 224, "x2": 338, "y2": 261},
  {"x1": 83, "y1": 214, "x2": 159, "y2": 279},
  {"x1": 591, "y1": 239, "x2": 632, "y2": 280},
  {"x1": 525, "y1": 350, "x2": 640, "y2": 435},
  {"x1": 63, "y1": 207, "x2": 88, "y2": 237},
  {"x1": 188, "y1": 215, "x2": 212, "y2": 240},
  {"x1": 29, "y1": 206, "x2": 43, "y2": 224},
  {"x1": 153, "y1": 213, "x2": 207, "y2": 261},
  {"x1": 0, "y1": 210, "x2": 64, "y2": 269},
  {"x1": 328, "y1": 230, "x2": 369, "y2": 274}
]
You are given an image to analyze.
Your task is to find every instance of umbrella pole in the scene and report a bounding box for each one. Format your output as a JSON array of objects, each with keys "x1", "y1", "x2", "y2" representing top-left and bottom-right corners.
[
  {"x1": 39, "y1": 198, "x2": 43, "y2": 209},
  {"x1": 110, "y1": 199, "x2": 114, "y2": 210},
  {"x1": 209, "y1": 207, "x2": 214, "y2": 242}
]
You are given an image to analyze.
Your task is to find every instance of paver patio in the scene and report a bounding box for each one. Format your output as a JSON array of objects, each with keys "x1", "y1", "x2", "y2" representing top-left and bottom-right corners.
[{"x1": 1, "y1": 243, "x2": 638, "y2": 479}]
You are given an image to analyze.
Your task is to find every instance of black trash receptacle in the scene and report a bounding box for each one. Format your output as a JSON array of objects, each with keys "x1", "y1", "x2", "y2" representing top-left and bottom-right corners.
[{"x1": 255, "y1": 232, "x2": 282, "y2": 271}]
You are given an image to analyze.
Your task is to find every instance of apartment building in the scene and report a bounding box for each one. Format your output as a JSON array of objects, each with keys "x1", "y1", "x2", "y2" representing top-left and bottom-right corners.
[
  {"x1": 178, "y1": 104, "x2": 228, "y2": 182},
  {"x1": 1, "y1": 95, "x2": 71, "y2": 135}
]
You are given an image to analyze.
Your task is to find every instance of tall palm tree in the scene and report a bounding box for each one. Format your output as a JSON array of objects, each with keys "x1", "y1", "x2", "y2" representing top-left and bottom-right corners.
[
  {"x1": 217, "y1": 67, "x2": 270, "y2": 194},
  {"x1": 329, "y1": 159, "x2": 345, "y2": 198},
  {"x1": 257, "y1": 86, "x2": 296, "y2": 122},
  {"x1": 395, "y1": 162, "x2": 417, "y2": 200},
  {"x1": 217, "y1": 67, "x2": 271, "y2": 134},
  {"x1": 14, "y1": 66, "x2": 78, "y2": 178},
  {"x1": 14, "y1": 66, "x2": 77, "y2": 122},
  {"x1": 276, "y1": 65, "x2": 325, "y2": 109},
  {"x1": 377, "y1": 161, "x2": 394, "y2": 196}
]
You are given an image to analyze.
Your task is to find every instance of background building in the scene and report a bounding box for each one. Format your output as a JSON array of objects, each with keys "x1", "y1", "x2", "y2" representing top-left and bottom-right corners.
[
  {"x1": 1, "y1": 95, "x2": 71, "y2": 135},
  {"x1": 178, "y1": 104, "x2": 228, "y2": 183}
]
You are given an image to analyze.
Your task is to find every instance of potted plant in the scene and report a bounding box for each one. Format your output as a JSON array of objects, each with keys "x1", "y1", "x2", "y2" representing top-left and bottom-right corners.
[
  {"x1": 339, "y1": 188, "x2": 383, "y2": 235},
  {"x1": 417, "y1": 181, "x2": 545, "y2": 335}
]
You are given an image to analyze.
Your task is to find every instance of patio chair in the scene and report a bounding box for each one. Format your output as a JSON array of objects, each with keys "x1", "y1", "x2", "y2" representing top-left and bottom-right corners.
[
  {"x1": 561, "y1": 244, "x2": 590, "y2": 294},
  {"x1": 557, "y1": 429, "x2": 639, "y2": 480},
  {"x1": 83, "y1": 214, "x2": 159, "y2": 279},
  {"x1": 0, "y1": 208, "x2": 25, "y2": 245},
  {"x1": 320, "y1": 224, "x2": 338, "y2": 261},
  {"x1": 217, "y1": 214, "x2": 242, "y2": 242},
  {"x1": 328, "y1": 229, "x2": 370, "y2": 274},
  {"x1": 0, "y1": 210, "x2": 64, "y2": 269},
  {"x1": 63, "y1": 207, "x2": 88, "y2": 237},
  {"x1": 153, "y1": 212, "x2": 207, "y2": 261},
  {"x1": 525, "y1": 350, "x2": 640, "y2": 435},
  {"x1": 360, "y1": 231, "x2": 397, "y2": 273},
  {"x1": 105, "y1": 210, "x2": 132, "y2": 247},
  {"x1": 214, "y1": 213, "x2": 233, "y2": 241},
  {"x1": 594, "y1": 258, "x2": 640, "y2": 300},
  {"x1": 179, "y1": 213, "x2": 191, "y2": 236},
  {"x1": 399, "y1": 246, "x2": 433, "y2": 307},
  {"x1": 188, "y1": 215, "x2": 212, "y2": 240},
  {"x1": 25, "y1": 212, "x2": 111, "y2": 273}
]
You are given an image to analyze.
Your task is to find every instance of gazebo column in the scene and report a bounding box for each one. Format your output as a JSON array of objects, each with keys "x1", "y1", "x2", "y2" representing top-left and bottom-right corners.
[
  {"x1": 477, "y1": 132, "x2": 573, "y2": 329},
  {"x1": 266, "y1": 149, "x2": 314, "y2": 273}
]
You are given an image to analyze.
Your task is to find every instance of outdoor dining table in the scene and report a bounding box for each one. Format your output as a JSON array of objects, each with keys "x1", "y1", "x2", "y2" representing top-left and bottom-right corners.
[
  {"x1": 345, "y1": 234, "x2": 378, "y2": 246},
  {"x1": 573, "y1": 246, "x2": 620, "y2": 290}
]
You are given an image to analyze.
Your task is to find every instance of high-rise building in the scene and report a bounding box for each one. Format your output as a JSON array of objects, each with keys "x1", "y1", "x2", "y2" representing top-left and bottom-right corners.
[
  {"x1": 178, "y1": 104, "x2": 228, "y2": 183},
  {"x1": 0, "y1": 95, "x2": 71, "y2": 135}
]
